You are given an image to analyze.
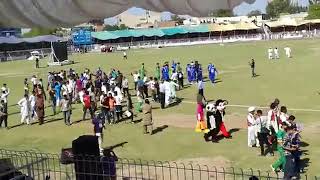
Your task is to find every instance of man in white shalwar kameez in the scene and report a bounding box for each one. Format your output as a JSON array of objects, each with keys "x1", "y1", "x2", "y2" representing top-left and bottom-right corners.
[
  {"x1": 29, "y1": 92, "x2": 37, "y2": 121},
  {"x1": 114, "y1": 86, "x2": 123, "y2": 101},
  {"x1": 169, "y1": 80, "x2": 179, "y2": 101},
  {"x1": 247, "y1": 107, "x2": 257, "y2": 147},
  {"x1": 18, "y1": 94, "x2": 30, "y2": 125},
  {"x1": 163, "y1": 80, "x2": 171, "y2": 106}
]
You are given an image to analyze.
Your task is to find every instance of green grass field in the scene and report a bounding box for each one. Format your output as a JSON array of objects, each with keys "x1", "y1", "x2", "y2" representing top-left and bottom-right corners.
[{"x1": 0, "y1": 39, "x2": 320, "y2": 176}]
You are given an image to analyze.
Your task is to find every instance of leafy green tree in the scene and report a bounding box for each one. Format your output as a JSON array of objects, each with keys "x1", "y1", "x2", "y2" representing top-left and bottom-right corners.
[
  {"x1": 103, "y1": 24, "x2": 129, "y2": 31},
  {"x1": 307, "y1": 4, "x2": 320, "y2": 19},
  {"x1": 266, "y1": 0, "x2": 306, "y2": 18},
  {"x1": 23, "y1": 28, "x2": 57, "y2": 37},
  {"x1": 247, "y1": 10, "x2": 262, "y2": 17},
  {"x1": 170, "y1": 15, "x2": 186, "y2": 25},
  {"x1": 210, "y1": 9, "x2": 234, "y2": 17}
]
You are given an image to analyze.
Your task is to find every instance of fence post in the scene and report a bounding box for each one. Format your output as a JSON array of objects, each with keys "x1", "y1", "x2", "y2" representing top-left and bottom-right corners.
[
  {"x1": 197, "y1": 164, "x2": 201, "y2": 180},
  {"x1": 249, "y1": 168, "x2": 253, "y2": 177},
  {"x1": 181, "y1": 163, "x2": 186, "y2": 180},
  {"x1": 222, "y1": 167, "x2": 226, "y2": 180},
  {"x1": 158, "y1": 161, "x2": 164, "y2": 180},
  {"x1": 213, "y1": 166, "x2": 218, "y2": 180},
  {"x1": 173, "y1": 162, "x2": 179, "y2": 180},
  {"x1": 139, "y1": 159, "x2": 143, "y2": 180},
  {"x1": 166, "y1": 161, "x2": 172, "y2": 180},
  {"x1": 189, "y1": 163, "x2": 194, "y2": 180},
  {"x1": 240, "y1": 168, "x2": 244, "y2": 180},
  {"x1": 151, "y1": 160, "x2": 157, "y2": 180},
  {"x1": 231, "y1": 167, "x2": 235, "y2": 180},
  {"x1": 146, "y1": 161, "x2": 150, "y2": 179},
  {"x1": 133, "y1": 159, "x2": 137, "y2": 180}
]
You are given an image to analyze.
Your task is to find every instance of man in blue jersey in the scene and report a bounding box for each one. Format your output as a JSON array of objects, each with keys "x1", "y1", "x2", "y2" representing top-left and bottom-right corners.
[{"x1": 208, "y1": 63, "x2": 218, "y2": 85}]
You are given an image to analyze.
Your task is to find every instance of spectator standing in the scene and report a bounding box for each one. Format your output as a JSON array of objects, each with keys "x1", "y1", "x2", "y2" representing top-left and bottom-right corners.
[
  {"x1": 0, "y1": 100, "x2": 8, "y2": 129},
  {"x1": 18, "y1": 94, "x2": 30, "y2": 125},
  {"x1": 35, "y1": 90, "x2": 45, "y2": 125},
  {"x1": 114, "y1": 91, "x2": 123, "y2": 122},
  {"x1": 92, "y1": 111, "x2": 105, "y2": 152},
  {"x1": 159, "y1": 80, "x2": 165, "y2": 109},
  {"x1": 60, "y1": 94, "x2": 72, "y2": 125},
  {"x1": 100, "y1": 94, "x2": 110, "y2": 124},
  {"x1": 283, "y1": 125, "x2": 299, "y2": 179},
  {"x1": 82, "y1": 91, "x2": 93, "y2": 121},
  {"x1": 256, "y1": 110, "x2": 272, "y2": 156},
  {"x1": 142, "y1": 99, "x2": 153, "y2": 135},
  {"x1": 122, "y1": 76, "x2": 129, "y2": 97},
  {"x1": 48, "y1": 88, "x2": 57, "y2": 116},
  {"x1": 108, "y1": 93, "x2": 116, "y2": 124}
]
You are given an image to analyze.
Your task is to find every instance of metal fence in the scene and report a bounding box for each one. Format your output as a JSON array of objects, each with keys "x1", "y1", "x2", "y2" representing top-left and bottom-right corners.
[{"x1": 0, "y1": 149, "x2": 317, "y2": 180}]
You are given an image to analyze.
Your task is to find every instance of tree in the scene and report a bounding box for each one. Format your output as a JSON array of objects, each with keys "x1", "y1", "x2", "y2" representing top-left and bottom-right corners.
[
  {"x1": 23, "y1": 27, "x2": 57, "y2": 37},
  {"x1": 266, "y1": 0, "x2": 305, "y2": 18},
  {"x1": 209, "y1": 9, "x2": 234, "y2": 17},
  {"x1": 170, "y1": 15, "x2": 185, "y2": 25},
  {"x1": 103, "y1": 24, "x2": 129, "y2": 31},
  {"x1": 307, "y1": 4, "x2": 320, "y2": 19},
  {"x1": 309, "y1": 0, "x2": 320, "y2": 5},
  {"x1": 247, "y1": 10, "x2": 262, "y2": 17},
  {"x1": 119, "y1": 24, "x2": 128, "y2": 30}
]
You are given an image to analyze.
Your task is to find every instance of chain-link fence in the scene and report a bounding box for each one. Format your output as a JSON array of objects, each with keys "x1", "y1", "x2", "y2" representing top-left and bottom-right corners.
[{"x1": 0, "y1": 149, "x2": 317, "y2": 180}]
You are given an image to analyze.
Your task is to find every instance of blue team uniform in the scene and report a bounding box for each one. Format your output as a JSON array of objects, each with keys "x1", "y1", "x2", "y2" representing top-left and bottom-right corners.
[
  {"x1": 190, "y1": 65, "x2": 196, "y2": 82},
  {"x1": 162, "y1": 66, "x2": 169, "y2": 81},
  {"x1": 186, "y1": 64, "x2": 192, "y2": 83},
  {"x1": 197, "y1": 66, "x2": 203, "y2": 81},
  {"x1": 172, "y1": 62, "x2": 177, "y2": 72},
  {"x1": 208, "y1": 64, "x2": 216, "y2": 83}
]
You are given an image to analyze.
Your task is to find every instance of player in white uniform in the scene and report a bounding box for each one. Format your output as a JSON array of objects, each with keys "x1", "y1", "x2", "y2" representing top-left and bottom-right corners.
[
  {"x1": 274, "y1": 48, "x2": 279, "y2": 59},
  {"x1": 268, "y1": 48, "x2": 273, "y2": 60},
  {"x1": 284, "y1": 47, "x2": 292, "y2": 58}
]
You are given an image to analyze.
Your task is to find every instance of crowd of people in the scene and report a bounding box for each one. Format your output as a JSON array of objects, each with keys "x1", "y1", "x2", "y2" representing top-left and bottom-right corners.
[
  {"x1": 0, "y1": 57, "x2": 305, "y2": 179},
  {"x1": 247, "y1": 99, "x2": 303, "y2": 179}
]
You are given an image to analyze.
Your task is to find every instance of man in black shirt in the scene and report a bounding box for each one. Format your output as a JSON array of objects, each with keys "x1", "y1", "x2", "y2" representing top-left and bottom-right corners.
[
  {"x1": 35, "y1": 58, "x2": 39, "y2": 68},
  {"x1": 0, "y1": 99, "x2": 8, "y2": 129},
  {"x1": 249, "y1": 59, "x2": 256, "y2": 78}
]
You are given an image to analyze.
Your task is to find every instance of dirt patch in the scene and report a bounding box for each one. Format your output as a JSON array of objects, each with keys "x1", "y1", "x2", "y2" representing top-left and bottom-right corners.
[
  {"x1": 154, "y1": 113, "x2": 247, "y2": 130},
  {"x1": 173, "y1": 156, "x2": 231, "y2": 168}
]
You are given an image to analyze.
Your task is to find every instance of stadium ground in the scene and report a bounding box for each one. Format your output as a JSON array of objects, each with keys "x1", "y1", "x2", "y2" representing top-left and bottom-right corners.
[{"x1": 0, "y1": 39, "x2": 320, "y2": 176}]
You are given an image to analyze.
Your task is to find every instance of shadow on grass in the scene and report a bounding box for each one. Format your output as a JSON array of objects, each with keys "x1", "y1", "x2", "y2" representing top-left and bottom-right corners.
[
  {"x1": 103, "y1": 142, "x2": 128, "y2": 151},
  {"x1": 300, "y1": 158, "x2": 310, "y2": 173},
  {"x1": 44, "y1": 118, "x2": 63, "y2": 124},
  {"x1": 229, "y1": 128, "x2": 240, "y2": 135},
  {"x1": 152, "y1": 125, "x2": 168, "y2": 135},
  {"x1": 300, "y1": 141, "x2": 309, "y2": 148},
  {"x1": 166, "y1": 97, "x2": 184, "y2": 108}
]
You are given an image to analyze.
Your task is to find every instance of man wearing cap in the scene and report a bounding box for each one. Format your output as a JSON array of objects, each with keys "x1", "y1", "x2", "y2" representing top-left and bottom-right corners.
[{"x1": 247, "y1": 106, "x2": 257, "y2": 147}]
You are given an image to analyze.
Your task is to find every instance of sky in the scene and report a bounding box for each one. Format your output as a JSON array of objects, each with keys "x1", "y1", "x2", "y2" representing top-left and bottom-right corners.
[{"x1": 105, "y1": 0, "x2": 309, "y2": 25}]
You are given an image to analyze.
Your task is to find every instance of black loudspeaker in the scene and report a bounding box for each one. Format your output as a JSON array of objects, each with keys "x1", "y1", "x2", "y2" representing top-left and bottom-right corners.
[
  {"x1": 52, "y1": 42, "x2": 68, "y2": 62},
  {"x1": 72, "y1": 135, "x2": 103, "y2": 180}
]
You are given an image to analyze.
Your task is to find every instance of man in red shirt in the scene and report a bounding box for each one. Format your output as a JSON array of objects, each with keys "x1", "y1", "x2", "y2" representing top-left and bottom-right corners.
[{"x1": 82, "y1": 91, "x2": 93, "y2": 121}]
